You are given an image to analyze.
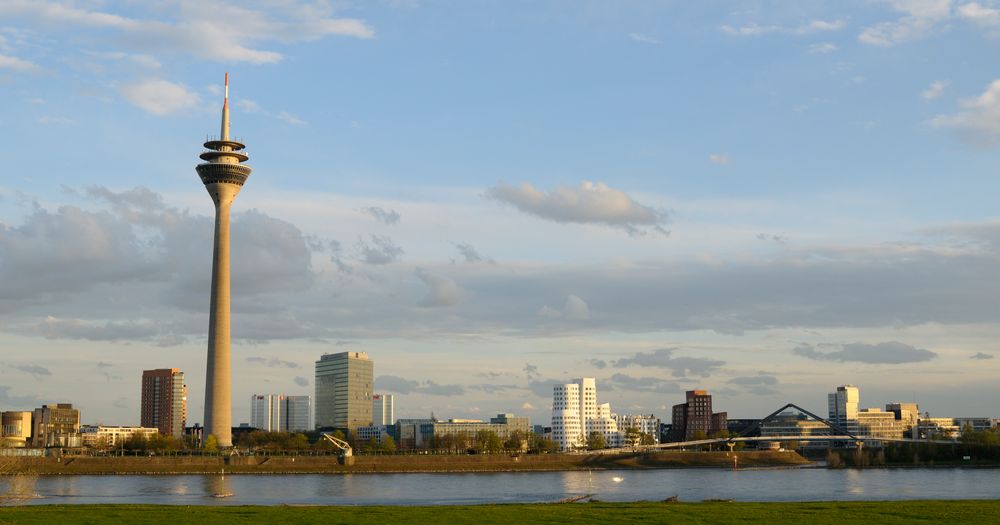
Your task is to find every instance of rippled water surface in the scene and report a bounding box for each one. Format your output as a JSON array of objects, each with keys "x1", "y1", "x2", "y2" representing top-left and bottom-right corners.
[{"x1": 3, "y1": 468, "x2": 998, "y2": 505}]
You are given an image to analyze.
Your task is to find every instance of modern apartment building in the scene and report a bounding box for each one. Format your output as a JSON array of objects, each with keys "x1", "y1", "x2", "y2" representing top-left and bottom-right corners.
[
  {"x1": 81, "y1": 425, "x2": 159, "y2": 448},
  {"x1": 373, "y1": 393, "x2": 395, "y2": 426},
  {"x1": 315, "y1": 352, "x2": 373, "y2": 430},
  {"x1": 140, "y1": 368, "x2": 187, "y2": 438},
  {"x1": 671, "y1": 390, "x2": 728, "y2": 441},
  {"x1": 32, "y1": 403, "x2": 81, "y2": 448}
]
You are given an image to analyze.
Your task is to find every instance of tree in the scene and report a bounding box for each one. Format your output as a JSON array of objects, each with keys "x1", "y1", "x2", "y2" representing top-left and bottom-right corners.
[
  {"x1": 204, "y1": 434, "x2": 219, "y2": 453},
  {"x1": 639, "y1": 433, "x2": 656, "y2": 446},
  {"x1": 587, "y1": 431, "x2": 606, "y2": 451},
  {"x1": 504, "y1": 430, "x2": 525, "y2": 453},
  {"x1": 380, "y1": 436, "x2": 397, "y2": 454},
  {"x1": 624, "y1": 426, "x2": 642, "y2": 449},
  {"x1": 475, "y1": 430, "x2": 503, "y2": 454}
]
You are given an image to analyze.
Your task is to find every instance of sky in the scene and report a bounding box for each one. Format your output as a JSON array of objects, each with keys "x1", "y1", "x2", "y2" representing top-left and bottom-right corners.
[{"x1": 1, "y1": 0, "x2": 999, "y2": 428}]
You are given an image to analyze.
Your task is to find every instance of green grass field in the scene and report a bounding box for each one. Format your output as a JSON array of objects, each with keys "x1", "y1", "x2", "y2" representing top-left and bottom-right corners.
[{"x1": 1, "y1": 501, "x2": 997, "y2": 524}]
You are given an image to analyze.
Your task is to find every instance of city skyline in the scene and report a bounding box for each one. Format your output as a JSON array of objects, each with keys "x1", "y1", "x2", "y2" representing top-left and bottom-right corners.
[{"x1": 1, "y1": 1, "x2": 1000, "y2": 427}]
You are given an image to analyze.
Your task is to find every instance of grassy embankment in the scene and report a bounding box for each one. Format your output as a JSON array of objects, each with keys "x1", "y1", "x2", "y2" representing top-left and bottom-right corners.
[
  {"x1": 1, "y1": 501, "x2": 998, "y2": 524},
  {"x1": 2, "y1": 450, "x2": 807, "y2": 475}
]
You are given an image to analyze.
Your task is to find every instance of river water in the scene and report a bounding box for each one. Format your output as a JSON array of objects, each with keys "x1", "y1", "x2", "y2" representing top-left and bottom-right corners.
[{"x1": 2, "y1": 468, "x2": 998, "y2": 505}]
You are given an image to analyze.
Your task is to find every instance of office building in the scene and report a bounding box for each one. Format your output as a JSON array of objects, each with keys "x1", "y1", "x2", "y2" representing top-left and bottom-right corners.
[
  {"x1": 1, "y1": 411, "x2": 33, "y2": 447},
  {"x1": 614, "y1": 414, "x2": 661, "y2": 445},
  {"x1": 250, "y1": 394, "x2": 312, "y2": 432},
  {"x1": 250, "y1": 394, "x2": 281, "y2": 431},
  {"x1": 284, "y1": 395, "x2": 311, "y2": 431},
  {"x1": 373, "y1": 393, "x2": 395, "y2": 426},
  {"x1": 828, "y1": 385, "x2": 860, "y2": 433},
  {"x1": 197, "y1": 74, "x2": 253, "y2": 448},
  {"x1": 760, "y1": 412, "x2": 832, "y2": 448},
  {"x1": 31, "y1": 404, "x2": 81, "y2": 448},
  {"x1": 315, "y1": 352, "x2": 373, "y2": 430},
  {"x1": 141, "y1": 368, "x2": 187, "y2": 438},
  {"x1": 551, "y1": 378, "x2": 621, "y2": 450},
  {"x1": 671, "y1": 390, "x2": 728, "y2": 441}
]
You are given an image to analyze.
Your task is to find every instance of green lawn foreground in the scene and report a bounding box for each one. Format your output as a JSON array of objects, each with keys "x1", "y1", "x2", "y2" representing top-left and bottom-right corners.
[{"x1": 1, "y1": 501, "x2": 998, "y2": 524}]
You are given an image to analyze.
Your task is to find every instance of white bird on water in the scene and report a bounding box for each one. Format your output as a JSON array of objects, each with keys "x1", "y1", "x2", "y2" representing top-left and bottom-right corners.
[{"x1": 612, "y1": 476, "x2": 624, "y2": 483}]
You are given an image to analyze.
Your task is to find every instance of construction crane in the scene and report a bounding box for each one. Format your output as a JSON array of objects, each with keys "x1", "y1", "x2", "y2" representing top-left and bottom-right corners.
[{"x1": 320, "y1": 432, "x2": 355, "y2": 465}]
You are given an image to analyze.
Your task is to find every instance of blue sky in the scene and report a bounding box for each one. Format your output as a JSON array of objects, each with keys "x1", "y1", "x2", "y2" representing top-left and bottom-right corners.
[{"x1": 1, "y1": 0, "x2": 999, "y2": 427}]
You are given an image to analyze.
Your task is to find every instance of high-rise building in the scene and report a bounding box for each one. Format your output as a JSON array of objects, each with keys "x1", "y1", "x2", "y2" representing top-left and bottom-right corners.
[
  {"x1": 197, "y1": 73, "x2": 253, "y2": 448},
  {"x1": 551, "y1": 382, "x2": 582, "y2": 450},
  {"x1": 284, "y1": 395, "x2": 311, "y2": 432},
  {"x1": 32, "y1": 403, "x2": 81, "y2": 448},
  {"x1": 670, "y1": 390, "x2": 727, "y2": 441},
  {"x1": 250, "y1": 394, "x2": 312, "y2": 432},
  {"x1": 141, "y1": 368, "x2": 187, "y2": 438},
  {"x1": 315, "y1": 352, "x2": 373, "y2": 430},
  {"x1": 551, "y1": 378, "x2": 620, "y2": 450},
  {"x1": 828, "y1": 385, "x2": 860, "y2": 433},
  {"x1": 373, "y1": 393, "x2": 395, "y2": 426},
  {"x1": 250, "y1": 394, "x2": 281, "y2": 431}
]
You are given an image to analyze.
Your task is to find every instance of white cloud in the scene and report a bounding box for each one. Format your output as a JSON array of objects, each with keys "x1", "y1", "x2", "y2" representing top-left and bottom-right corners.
[
  {"x1": 416, "y1": 269, "x2": 464, "y2": 307},
  {"x1": 930, "y1": 78, "x2": 1000, "y2": 146},
  {"x1": 521, "y1": 402, "x2": 536, "y2": 410},
  {"x1": 277, "y1": 111, "x2": 307, "y2": 126},
  {"x1": 0, "y1": 53, "x2": 39, "y2": 72},
  {"x1": 922, "y1": 80, "x2": 949, "y2": 100},
  {"x1": 485, "y1": 181, "x2": 669, "y2": 236},
  {"x1": 708, "y1": 153, "x2": 730, "y2": 165},
  {"x1": 958, "y1": 2, "x2": 1000, "y2": 30},
  {"x1": 0, "y1": 0, "x2": 375, "y2": 65},
  {"x1": 808, "y1": 42, "x2": 838, "y2": 54},
  {"x1": 120, "y1": 79, "x2": 201, "y2": 116},
  {"x1": 721, "y1": 19, "x2": 845, "y2": 37},
  {"x1": 37, "y1": 116, "x2": 74, "y2": 125},
  {"x1": 537, "y1": 295, "x2": 590, "y2": 320},
  {"x1": 858, "y1": 0, "x2": 952, "y2": 46},
  {"x1": 629, "y1": 32, "x2": 661, "y2": 44}
]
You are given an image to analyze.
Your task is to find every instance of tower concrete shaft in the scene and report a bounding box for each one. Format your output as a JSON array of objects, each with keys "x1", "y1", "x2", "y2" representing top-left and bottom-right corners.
[{"x1": 196, "y1": 73, "x2": 251, "y2": 448}]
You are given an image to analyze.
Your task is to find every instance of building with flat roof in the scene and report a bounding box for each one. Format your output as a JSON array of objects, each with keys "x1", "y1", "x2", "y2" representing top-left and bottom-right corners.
[
  {"x1": 671, "y1": 390, "x2": 728, "y2": 441},
  {"x1": 315, "y1": 352, "x2": 373, "y2": 430},
  {"x1": 828, "y1": 385, "x2": 859, "y2": 433},
  {"x1": 81, "y1": 425, "x2": 159, "y2": 448},
  {"x1": 32, "y1": 404, "x2": 81, "y2": 448},
  {"x1": 250, "y1": 394, "x2": 312, "y2": 432},
  {"x1": 373, "y1": 393, "x2": 395, "y2": 426},
  {"x1": 141, "y1": 368, "x2": 187, "y2": 438}
]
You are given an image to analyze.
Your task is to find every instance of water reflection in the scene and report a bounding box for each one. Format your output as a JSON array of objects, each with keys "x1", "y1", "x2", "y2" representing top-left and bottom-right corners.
[
  {"x1": 204, "y1": 475, "x2": 233, "y2": 499},
  {"x1": 9, "y1": 468, "x2": 1000, "y2": 506},
  {"x1": 0, "y1": 475, "x2": 40, "y2": 505}
]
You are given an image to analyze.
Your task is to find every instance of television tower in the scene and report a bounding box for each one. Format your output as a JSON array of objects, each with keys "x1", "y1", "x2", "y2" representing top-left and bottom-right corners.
[{"x1": 196, "y1": 73, "x2": 251, "y2": 448}]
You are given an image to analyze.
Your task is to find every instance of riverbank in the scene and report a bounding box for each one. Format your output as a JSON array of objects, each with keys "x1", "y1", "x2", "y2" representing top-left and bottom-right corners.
[
  {"x1": 0, "y1": 451, "x2": 808, "y2": 475},
  {"x1": 2, "y1": 501, "x2": 998, "y2": 524}
]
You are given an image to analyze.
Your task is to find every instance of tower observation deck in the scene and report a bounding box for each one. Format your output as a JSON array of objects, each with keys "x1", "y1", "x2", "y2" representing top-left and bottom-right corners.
[{"x1": 197, "y1": 73, "x2": 251, "y2": 448}]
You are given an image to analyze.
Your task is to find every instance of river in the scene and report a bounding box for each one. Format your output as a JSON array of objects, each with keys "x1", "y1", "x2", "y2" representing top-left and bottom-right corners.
[{"x1": 2, "y1": 468, "x2": 998, "y2": 505}]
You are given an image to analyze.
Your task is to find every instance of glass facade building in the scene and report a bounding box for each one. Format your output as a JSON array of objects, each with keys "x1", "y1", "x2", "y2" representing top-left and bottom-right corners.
[{"x1": 315, "y1": 352, "x2": 373, "y2": 431}]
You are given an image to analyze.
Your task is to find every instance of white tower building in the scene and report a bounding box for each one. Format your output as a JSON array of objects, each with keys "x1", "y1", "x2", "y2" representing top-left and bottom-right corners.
[{"x1": 552, "y1": 383, "x2": 582, "y2": 451}]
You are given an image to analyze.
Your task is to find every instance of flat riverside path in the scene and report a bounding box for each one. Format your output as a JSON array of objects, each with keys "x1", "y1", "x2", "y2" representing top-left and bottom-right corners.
[{"x1": 2, "y1": 468, "x2": 1000, "y2": 505}]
